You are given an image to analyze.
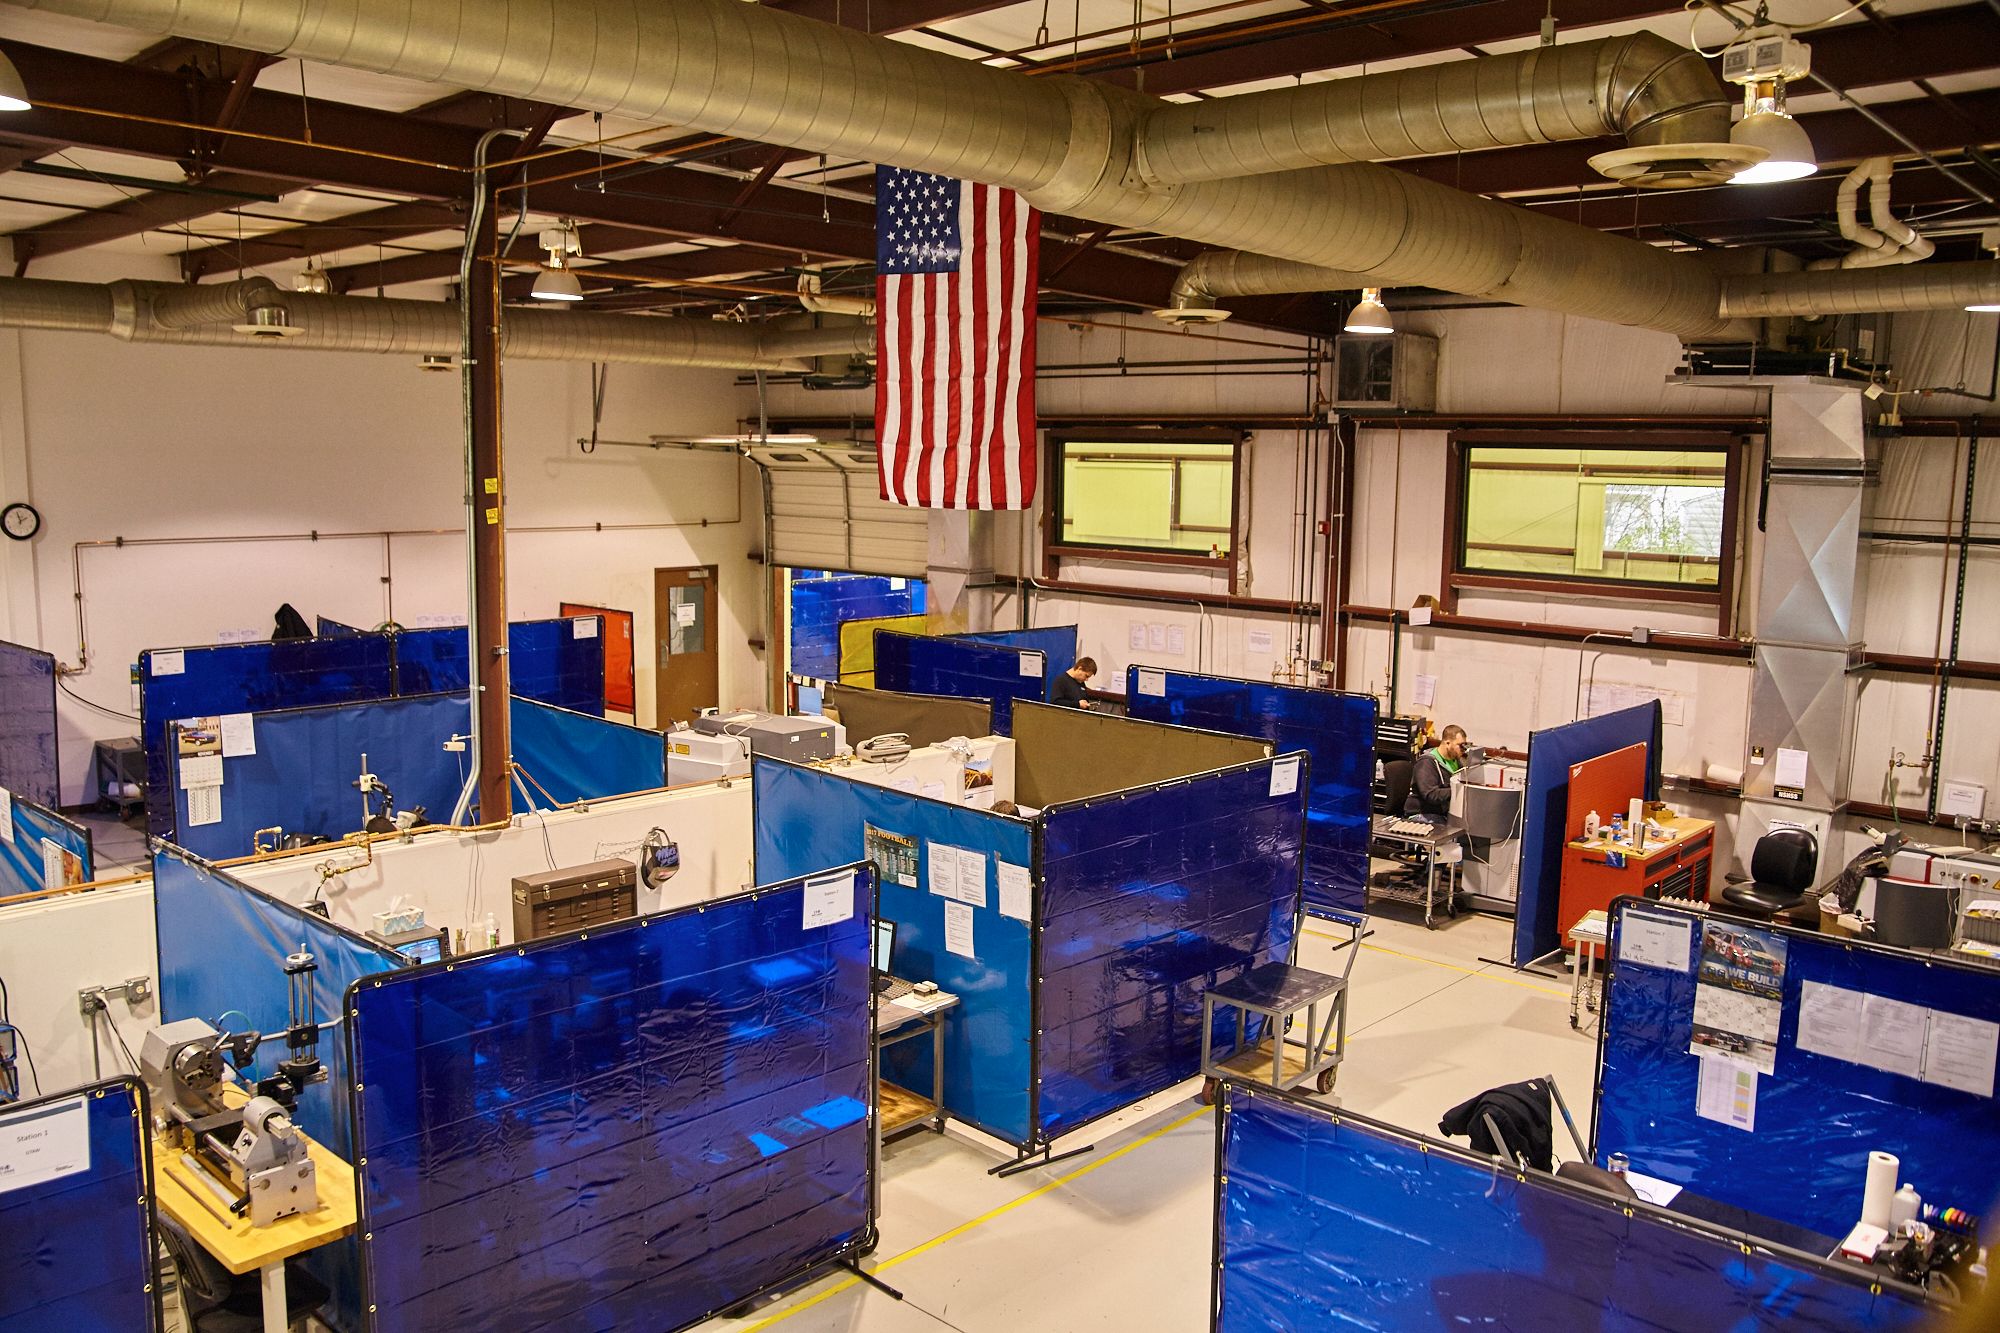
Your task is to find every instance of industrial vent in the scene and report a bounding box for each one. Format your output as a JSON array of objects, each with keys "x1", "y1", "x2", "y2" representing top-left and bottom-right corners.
[{"x1": 1332, "y1": 333, "x2": 1438, "y2": 413}]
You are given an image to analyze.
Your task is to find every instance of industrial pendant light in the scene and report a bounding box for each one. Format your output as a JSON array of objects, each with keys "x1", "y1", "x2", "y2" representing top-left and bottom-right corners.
[
  {"x1": 1344, "y1": 288, "x2": 1393, "y2": 335},
  {"x1": 532, "y1": 221, "x2": 585, "y2": 302},
  {"x1": 0, "y1": 53, "x2": 30, "y2": 112},
  {"x1": 1728, "y1": 78, "x2": 1816, "y2": 184}
]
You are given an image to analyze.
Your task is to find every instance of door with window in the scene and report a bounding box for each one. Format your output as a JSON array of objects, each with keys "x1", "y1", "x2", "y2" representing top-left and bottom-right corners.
[{"x1": 654, "y1": 566, "x2": 719, "y2": 726}]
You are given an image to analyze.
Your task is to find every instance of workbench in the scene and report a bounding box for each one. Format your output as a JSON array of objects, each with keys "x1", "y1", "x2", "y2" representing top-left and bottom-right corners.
[
  {"x1": 152, "y1": 1111, "x2": 356, "y2": 1333},
  {"x1": 1559, "y1": 815, "x2": 1715, "y2": 938}
]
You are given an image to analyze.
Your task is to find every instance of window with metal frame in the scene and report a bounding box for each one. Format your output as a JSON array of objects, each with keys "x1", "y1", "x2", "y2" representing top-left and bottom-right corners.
[
  {"x1": 1445, "y1": 430, "x2": 1744, "y2": 607},
  {"x1": 1045, "y1": 429, "x2": 1243, "y2": 566}
]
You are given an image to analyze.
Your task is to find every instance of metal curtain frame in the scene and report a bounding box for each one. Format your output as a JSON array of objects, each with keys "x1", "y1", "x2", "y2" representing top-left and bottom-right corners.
[
  {"x1": 747, "y1": 758, "x2": 1035, "y2": 1149},
  {"x1": 1122, "y1": 662, "x2": 1377, "y2": 918},
  {"x1": 1589, "y1": 893, "x2": 2000, "y2": 1176},
  {"x1": 0, "y1": 1076, "x2": 164, "y2": 1333},
  {"x1": 1207, "y1": 1081, "x2": 1948, "y2": 1333},
  {"x1": 341, "y1": 862, "x2": 883, "y2": 1333},
  {"x1": 1015, "y1": 752, "x2": 1311, "y2": 1173}
]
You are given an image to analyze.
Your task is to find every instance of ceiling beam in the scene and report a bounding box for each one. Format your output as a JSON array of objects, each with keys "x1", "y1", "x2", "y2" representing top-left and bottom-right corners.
[
  {"x1": 1525, "y1": 164, "x2": 1988, "y2": 236},
  {"x1": 1076, "y1": 0, "x2": 1999, "y2": 100},
  {"x1": 182, "y1": 199, "x2": 464, "y2": 279}
]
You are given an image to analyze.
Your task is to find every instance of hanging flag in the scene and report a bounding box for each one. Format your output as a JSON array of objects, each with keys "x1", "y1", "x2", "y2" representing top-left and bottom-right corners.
[{"x1": 875, "y1": 167, "x2": 1038, "y2": 510}]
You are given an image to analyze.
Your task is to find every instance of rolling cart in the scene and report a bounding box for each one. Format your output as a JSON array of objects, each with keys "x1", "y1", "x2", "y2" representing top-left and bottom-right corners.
[{"x1": 1200, "y1": 912, "x2": 1364, "y2": 1099}]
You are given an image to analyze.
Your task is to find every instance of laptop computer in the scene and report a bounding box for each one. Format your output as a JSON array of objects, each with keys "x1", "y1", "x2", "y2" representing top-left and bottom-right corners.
[{"x1": 872, "y1": 919, "x2": 915, "y2": 1001}]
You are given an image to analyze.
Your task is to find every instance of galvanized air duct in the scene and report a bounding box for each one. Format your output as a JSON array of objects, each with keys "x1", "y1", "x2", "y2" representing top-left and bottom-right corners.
[
  {"x1": 1161, "y1": 253, "x2": 1377, "y2": 322},
  {"x1": 1136, "y1": 32, "x2": 1731, "y2": 187},
  {"x1": 0, "y1": 277, "x2": 875, "y2": 370},
  {"x1": 1719, "y1": 262, "x2": 2000, "y2": 318},
  {"x1": 13, "y1": 0, "x2": 1746, "y2": 340}
]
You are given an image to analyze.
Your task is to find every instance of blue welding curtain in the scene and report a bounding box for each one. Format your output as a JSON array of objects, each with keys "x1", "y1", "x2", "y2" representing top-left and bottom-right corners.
[
  {"x1": 395, "y1": 619, "x2": 606, "y2": 714},
  {"x1": 0, "y1": 1079, "x2": 158, "y2": 1333},
  {"x1": 0, "y1": 638, "x2": 59, "y2": 807},
  {"x1": 1037, "y1": 760, "x2": 1304, "y2": 1139},
  {"x1": 347, "y1": 866, "x2": 875, "y2": 1333},
  {"x1": 510, "y1": 696, "x2": 666, "y2": 806},
  {"x1": 872, "y1": 631, "x2": 1044, "y2": 735},
  {"x1": 752, "y1": 757, "x2": 1037, "y2": 1146},
  {"x1": 0, "y1": 796, "x2": 93, "y2": 896},
  {"x1": 1123, "y1": 667, "x2": 1375, "y2": 915},
  {"x1": 955, "y1": 626, "x2": 1078, "y2": 698},
  {"x1": 154, "y1": 850, "x2": 406, "y2": 1333},
  {"x1": 1512, "y1": 701, "x2": 1662, "y2": 964},
  {"x1": 140, "y1": 637, "x2": 396, "y2": 837},
  {"x1": 1598, "y1": 899, "x2": 2000, "y2": 1243},
  {"x1": 1215, "y1": 1084, "x2": 1942, "y2": 1332},
  {"x1": 790, "y1": 574, "x2": 927, "y2": 679},
  {"x1": 169, "y1": 694, "x2": 471, "y2": 862}
]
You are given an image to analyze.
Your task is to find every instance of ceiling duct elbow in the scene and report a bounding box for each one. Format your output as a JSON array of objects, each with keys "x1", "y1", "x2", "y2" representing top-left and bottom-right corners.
[
  {"x1": 148, "y1": 277, "x2": 288, "y2": 329},
  {"x1": 1137, "y1": 32, "x2": 1732, "y2": 188},
  {"x1": 1154, "y1": 252, "x2": 1376, "y2": 324}
]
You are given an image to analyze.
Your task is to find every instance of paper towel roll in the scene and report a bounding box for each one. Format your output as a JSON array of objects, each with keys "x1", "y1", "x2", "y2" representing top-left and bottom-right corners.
[
  {"x1": 1706, "y1": 762, "x2": 1746, "y2": 788},
  {"x1": 1862, "y1": 1151, "x2": 1901, "y2": 1228}
]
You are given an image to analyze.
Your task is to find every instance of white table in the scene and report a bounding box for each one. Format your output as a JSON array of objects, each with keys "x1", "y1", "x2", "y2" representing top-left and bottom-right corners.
[{"x1": 1567, "y1": 908, "x2": 1609, "y2": 1031}]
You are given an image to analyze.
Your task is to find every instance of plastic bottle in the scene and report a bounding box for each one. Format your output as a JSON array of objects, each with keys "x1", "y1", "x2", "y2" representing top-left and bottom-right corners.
[
  {"x1": 1610, "y1": 814, "x2": 1625, "y2": 844},
  {"x1": 485, "y1": 913, "x2": 499, "y2": 949},
  {"x1": 1584, "y1": 810, "x2": 1601, "y2": 840},
  {"x1": 1891, "y1": 1184, "x2": 1923, "y2": 1228}
]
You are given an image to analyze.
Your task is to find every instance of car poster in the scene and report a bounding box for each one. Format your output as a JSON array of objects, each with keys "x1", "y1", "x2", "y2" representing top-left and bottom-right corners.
[{"x1": 1689, "y1": 920, "x2": 1789, "y2": 1075}]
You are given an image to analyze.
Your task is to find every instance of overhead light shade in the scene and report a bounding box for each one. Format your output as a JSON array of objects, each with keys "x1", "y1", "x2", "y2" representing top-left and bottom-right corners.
[
  {"x1": 1728, "y1": 80, "x2": 1815, "y2": 185},
  {"x1": 0, "y1": 54, "x2": 29, "y2": 112},
  {"x1": 531, "y1": 265, "x2": 584, "y2": 301},
  {"x1": 1344, "y1": 288, "x2": 1393, "y2": 335}
]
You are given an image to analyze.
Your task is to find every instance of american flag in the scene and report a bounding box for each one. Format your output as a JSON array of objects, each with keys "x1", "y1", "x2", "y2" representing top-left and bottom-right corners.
[{"x1": 875, "y1": 168, "x2": 1038, "y2": 510}]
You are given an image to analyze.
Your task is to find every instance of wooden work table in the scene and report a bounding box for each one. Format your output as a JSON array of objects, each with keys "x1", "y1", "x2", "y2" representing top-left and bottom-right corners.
[
  {"x1": 152, "y1": 1101, "x2": 357, "y2": 1332},
  {"x1": 1559, "y1": 815, "x2": 1716, "y2": 940}
]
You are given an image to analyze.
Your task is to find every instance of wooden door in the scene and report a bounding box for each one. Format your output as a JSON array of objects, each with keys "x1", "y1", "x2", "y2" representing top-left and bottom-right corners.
[{"x1": 653, "y1": 566, "x2": 719, "y2": 726}]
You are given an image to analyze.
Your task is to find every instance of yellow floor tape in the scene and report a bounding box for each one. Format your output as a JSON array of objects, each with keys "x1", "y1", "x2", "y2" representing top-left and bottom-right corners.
[
  {"x1": 1301, "y1": 927, "x2": 1571, "y2": 1000},
  {"x1": 740, "y1": 1104, "x2": 1216, "y2": 1329}
]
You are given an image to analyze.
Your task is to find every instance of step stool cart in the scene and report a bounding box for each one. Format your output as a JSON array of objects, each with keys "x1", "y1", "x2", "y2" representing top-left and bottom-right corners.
[{"x1": 1200, "y1": 911, "x2": 1363, "y2": 1099}]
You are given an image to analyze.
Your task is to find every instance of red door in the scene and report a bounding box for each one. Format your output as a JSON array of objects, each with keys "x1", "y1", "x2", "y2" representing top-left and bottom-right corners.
[{"x1": 560, "y1": 602, "x2": 636, "y2": 715}]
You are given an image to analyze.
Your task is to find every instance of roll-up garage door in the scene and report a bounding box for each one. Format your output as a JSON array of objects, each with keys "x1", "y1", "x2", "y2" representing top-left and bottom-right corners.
[{"x1": 750, "y1": 444, "x2": 929, "y2": 577}]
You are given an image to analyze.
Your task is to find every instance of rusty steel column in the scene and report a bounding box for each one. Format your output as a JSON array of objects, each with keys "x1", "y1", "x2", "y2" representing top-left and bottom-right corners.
[{"x1": 465, "y1": 174, "x2": 511, "y2": 821}]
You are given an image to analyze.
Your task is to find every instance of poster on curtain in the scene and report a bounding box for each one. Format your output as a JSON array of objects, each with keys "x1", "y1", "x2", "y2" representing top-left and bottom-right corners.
[{"x1": 1689, "y1": 920, "x2": 1788, "y2": 1075}]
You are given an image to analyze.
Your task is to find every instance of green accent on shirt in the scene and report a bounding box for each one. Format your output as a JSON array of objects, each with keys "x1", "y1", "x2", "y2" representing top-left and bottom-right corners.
[{"x1": 1427, "y1": 747, "x2": 1462, "y2": 775}]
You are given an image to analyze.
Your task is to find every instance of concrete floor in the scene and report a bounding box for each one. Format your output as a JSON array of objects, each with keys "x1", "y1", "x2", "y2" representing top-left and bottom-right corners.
[
  {"x1": 75, "y1": 807, "x2": 151, "y2": 880},
  {"x1": 707, "y1": 905, "x2": 1596, "y2": 1333}
]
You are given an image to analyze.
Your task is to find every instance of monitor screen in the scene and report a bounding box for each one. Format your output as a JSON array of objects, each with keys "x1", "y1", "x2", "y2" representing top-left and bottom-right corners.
[
  {"x1": 398, "y1": 934, "x2": 445, "y2": 965},
  {"x1": 873, "y1": 919, "x2": 895, "y2": 973}
]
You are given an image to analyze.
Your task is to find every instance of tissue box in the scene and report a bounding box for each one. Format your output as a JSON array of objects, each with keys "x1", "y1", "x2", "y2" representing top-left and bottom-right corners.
[{"x1": 374, "y1": 906, "x2": 425, "y2": 936}]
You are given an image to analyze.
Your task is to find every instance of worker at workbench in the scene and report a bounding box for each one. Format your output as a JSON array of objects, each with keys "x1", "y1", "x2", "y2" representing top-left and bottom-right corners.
[{"x1": 1409, "y1": 724, "x2": 1470, "y2": 818}]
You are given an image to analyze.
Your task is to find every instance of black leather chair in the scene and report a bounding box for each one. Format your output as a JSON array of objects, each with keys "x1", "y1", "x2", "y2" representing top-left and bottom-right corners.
[
  {"x1": 160, "y1": 1215, "x2": 329, "y2": 1332},
  {"x1": 1721, "y1": 826, "x2": 1819, "y2": 921}
]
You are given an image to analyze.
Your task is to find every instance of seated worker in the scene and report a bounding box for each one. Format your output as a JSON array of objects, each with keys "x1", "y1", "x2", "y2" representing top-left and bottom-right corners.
[
  {"x1": 1408, "y1": 724, "x2": 1471, "y2": 818},
  {"x1": 1051, "y1": 656, "x2": 1097, "y2": 709}
]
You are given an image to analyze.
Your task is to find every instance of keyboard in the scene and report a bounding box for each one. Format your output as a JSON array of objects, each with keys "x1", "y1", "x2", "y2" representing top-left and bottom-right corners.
[{"x1": 874, "y1": 974, "x2": 916, "y2": 1001}]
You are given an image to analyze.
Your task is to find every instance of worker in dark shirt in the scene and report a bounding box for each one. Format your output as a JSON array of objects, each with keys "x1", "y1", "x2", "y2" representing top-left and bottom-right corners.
[
  {"x1": 1408, "y1": 724, "x2": 1470, "y2": 817},
  {"x1": 1051, "y1": 656, "x2": 1097, "y2": 708}
]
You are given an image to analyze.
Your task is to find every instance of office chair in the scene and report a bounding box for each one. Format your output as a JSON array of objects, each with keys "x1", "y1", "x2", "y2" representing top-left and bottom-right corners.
[
  {"x1": 160, "y1": 1215, "x2": 329, "y2": 1332},
  {"x1": 1380, "y1": 757, "x2": 1414, "y2": 816},
  {"x1": 1720, "y1": 826, "x2": 1819, "y2": 922}
]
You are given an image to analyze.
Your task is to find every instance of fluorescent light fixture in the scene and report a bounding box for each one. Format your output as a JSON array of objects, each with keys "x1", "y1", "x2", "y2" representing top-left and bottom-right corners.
[
  {"x1": 0, "y1": 53, "x2": 30, "y2": 112},
  {"x1": 1344, "y1": 288, "x2": 1393, "y2": 335},
  {"x1": 1969, "y1": 302, "x2": 2000, "y2": 314},
  {"x1": 1728, "y1": 80, "x2": 1815, "y2": 184}
]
